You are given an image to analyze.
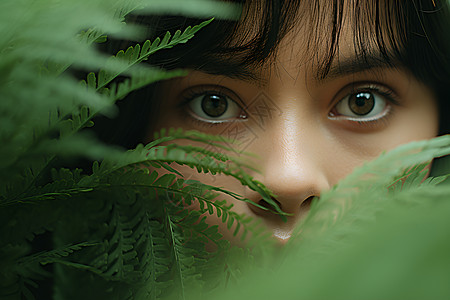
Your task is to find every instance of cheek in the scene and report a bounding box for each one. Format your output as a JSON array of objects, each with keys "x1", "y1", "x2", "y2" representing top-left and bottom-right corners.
[{"x1": 323, "y1": 124, "x2": 438, "y2": 185}]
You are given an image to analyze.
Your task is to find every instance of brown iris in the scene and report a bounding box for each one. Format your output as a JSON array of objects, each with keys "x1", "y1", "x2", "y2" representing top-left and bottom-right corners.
[
  {"x1": 349, "y1": 92, "x2": 375, "y2": 115},
  {"x1": 201, "y1": 94, "x2": 228, "y2": 117}
]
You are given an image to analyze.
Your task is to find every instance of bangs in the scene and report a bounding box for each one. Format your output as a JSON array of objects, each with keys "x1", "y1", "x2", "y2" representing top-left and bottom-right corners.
[
  {"x1": 143, "y1": 0, "x2": 448, "y2": 84},
  {"x1": 306, "y1": 0, "x2": 408, "y2": 79}
]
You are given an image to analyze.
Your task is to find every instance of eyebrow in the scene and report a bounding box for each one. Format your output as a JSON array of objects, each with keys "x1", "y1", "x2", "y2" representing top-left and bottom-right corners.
[
  {"x1": 190, "y1": 53, "x2": 401, "y2": 84},
  {"x1": 320, "y1": 54, "x2": 401, "y2": 80},
  {"x1": 190, "y1": 58, "x2": 268, "y2": 86}
]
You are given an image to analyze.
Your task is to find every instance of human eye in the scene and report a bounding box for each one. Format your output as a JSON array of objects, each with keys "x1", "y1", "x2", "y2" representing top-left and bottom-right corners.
[
  {"x1": 181, "y1": 85, "x2": 247, "y2": 123},
  {"x1": 328, "y1": 83, "x2": 399, "y2": 124}
]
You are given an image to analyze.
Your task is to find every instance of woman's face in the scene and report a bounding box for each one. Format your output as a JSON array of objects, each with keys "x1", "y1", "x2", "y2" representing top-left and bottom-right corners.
[{"x1": 146, "y1": 13, "x2": 439, "y2": 245}]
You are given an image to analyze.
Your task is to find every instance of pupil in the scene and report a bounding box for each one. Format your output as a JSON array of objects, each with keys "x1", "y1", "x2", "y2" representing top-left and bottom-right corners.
[
  {"x1": 201, "y1": 94, "x2": 228, "y2": 117},
  {"x1": 355, "y1": 97, "x2": 366, "y2": 107},
  {"x1": 349, "y1": 92, "x2": 375, "y2": 115}
]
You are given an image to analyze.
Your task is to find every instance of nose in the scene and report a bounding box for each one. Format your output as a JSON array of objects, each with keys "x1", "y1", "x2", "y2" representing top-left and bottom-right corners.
[
  {"x1": 245, "y1": 104, "x2": 330, "y2": 239},
  {"x1": 260, "y1": 156, "x2": 328, "y2": 214},
  {"x1": 253, "y1": 144, "x2": 329, "y2": 217}
]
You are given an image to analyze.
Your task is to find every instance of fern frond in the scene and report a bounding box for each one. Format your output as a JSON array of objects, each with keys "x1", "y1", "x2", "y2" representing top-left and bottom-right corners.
[
  {"x1": 106, "y1": 68, "x2": 187, "y2": 101},
  {"x1": 132, "y1": 211, "x2": 172, "y2": 299},
  {"x1": 179, "y1": 210, "x2": 227, "y2": 248},
  {"x1": 56, "y1": 163, "x2": 265, "y2": 298},
  {"x1": 89, "y1": 167, "x2": 260, "y2": 241},
  {"x1": 85, "y1": 18, "x2": 213, "y2": 93},
  {"x1": 161, "y1": 199, "x2": 205, "y2": 300},
  {"x1": 149, "y1": 145, "x2": 285, "y2": 218},
  {"x1": 83, "y1": 128, "x2": 285, "y2": 218},
  {"x1": 0, "y1": 133, "x2": 125, "y2": 206},
  {"x1": 3, "y1": 19, "x2": 213, "y2": 203},
  {"x1": 56, "y1": 190, "x2": 166, "y2": 289},
  {"x1": 95, "y1": 200, "x2": 141, "y2": 282},
  {"x1": 85, "y1": 142, "x2": 284, "y2": 219},
  {"x1": 148, "y1": 129, "x2": 285, "y2": 216},
  {"x1": 20, "y1": 242, "x2": 98, "y2": 267}
]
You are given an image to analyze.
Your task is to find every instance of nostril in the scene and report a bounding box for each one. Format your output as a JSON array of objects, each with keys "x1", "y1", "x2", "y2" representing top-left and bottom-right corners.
[
  {"x1": 258, "y1": 198, "x2": 282, "y2": 212},
  {"x1": 300, "y1": 196, "x2": 315, "y2": 209}
]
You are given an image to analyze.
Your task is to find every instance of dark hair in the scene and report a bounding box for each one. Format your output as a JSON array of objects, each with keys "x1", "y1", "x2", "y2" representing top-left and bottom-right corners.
[{"x1": 95, "y1": 0, "x2": 450, "y2": 148}]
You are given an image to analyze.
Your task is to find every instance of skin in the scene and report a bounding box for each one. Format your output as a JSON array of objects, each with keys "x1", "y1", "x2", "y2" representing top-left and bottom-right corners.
[{"x1": 146, "y1": 9, "x2": 439, "y2": 245}]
